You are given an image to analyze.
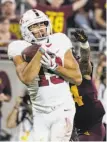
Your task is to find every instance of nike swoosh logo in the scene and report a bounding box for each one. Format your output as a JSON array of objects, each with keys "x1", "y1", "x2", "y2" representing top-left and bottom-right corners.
[{"x1": 64, "y1": 109, "x2": 71, "y2": 111}]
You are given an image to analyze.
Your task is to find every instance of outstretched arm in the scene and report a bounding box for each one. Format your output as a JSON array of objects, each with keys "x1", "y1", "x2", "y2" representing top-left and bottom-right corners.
[
  {"x1": 73, "y1": 0, "x2": 88, "y2": 11},
  {"x1": 26, "y1": 0, "x2": 37, "y2": 7},
  {"x1": 72, "y1": 29, "x2": 92, "y2": 77}
]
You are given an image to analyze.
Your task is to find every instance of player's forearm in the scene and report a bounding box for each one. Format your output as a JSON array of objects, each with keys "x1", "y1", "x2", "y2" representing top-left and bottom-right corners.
[
  {"x1": 95, "y1": 9, "x2": 106, "y2": 28},
  {"x1": 80, "y1": 47, "x2": 90, "y2": 62},
  {"x1": 79, "y1": 44, "x2": 92, "y2": 75},
  {"x1": 3, "y1": 95, "x2": 11, "y2": 102},
  {"x1": 18, "y1": 51, "x2": 42, "y2": 84},
  {"x1": 56, "y1": 65, "x2": 82, "y2": 85},
  {"x1": 6, "y1": 108, "x2": 18, "y2": 128},
  {"x1": 0, "y1": 93, "x2": 11, "y2": 102},
  {"x1": 73, "y1": 0, "x2": 88, "y2": 11},
  {"x1": 26, "y1": 0, "x2": 37, "y2": 7}
]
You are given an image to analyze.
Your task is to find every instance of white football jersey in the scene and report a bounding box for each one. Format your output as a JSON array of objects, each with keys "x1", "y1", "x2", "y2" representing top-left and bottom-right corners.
[
  {"x1": 8, "y1": 33, "x2": 74, "y2": 113},
  {"x1": 8, "y1": 40, "x2": 32, "y2": 59}
]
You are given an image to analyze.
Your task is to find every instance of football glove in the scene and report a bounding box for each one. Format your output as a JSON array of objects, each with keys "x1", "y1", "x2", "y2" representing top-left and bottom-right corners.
[
  {"x1": 72, "y1": 29, "x2": 88, "y2": 43},
  {"x1": 40, "y1": 52, "x2": 58, "y2": 71}
]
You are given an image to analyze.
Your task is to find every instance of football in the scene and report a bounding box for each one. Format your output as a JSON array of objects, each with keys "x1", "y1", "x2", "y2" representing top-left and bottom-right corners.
[{"x1": 22, "y1": 44, "x2": 41, "y2": 62}]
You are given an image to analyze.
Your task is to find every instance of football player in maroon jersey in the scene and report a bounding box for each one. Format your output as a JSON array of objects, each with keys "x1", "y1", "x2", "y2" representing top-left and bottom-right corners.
[{"x1": 70, "y1": 29, "x2": 106, "y2": 141}]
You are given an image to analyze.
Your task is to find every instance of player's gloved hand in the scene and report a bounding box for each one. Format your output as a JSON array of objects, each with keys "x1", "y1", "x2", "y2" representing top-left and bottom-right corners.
[
  {"x1": 72, "y1": 29, "x2": 88, "y2": 43},
  {"x1": 40, "y1": 52, "x2": 58, "y2": 71},
  {"x1": 72, "y1": 29, "x2": 89, "y2": 49}
]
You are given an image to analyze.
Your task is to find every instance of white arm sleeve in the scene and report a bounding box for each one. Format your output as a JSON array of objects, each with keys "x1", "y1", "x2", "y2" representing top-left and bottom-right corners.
[{"x1": 8, "y1": 40, "x2": 32, "y2": 60}]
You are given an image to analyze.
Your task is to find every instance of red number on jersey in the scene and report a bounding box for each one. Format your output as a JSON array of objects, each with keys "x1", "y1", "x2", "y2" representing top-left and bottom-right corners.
[
  {"x1": 50, "y1": 76, "x2": 64, "y2": 84},
  {"x1": 39, "y1": 56, "x2": 64, "y2": 87}
]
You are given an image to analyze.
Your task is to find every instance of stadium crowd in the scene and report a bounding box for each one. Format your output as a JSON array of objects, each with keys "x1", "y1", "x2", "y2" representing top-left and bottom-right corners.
[{"x1": 0, "y1": 0, "x2": 106, "y2": 141}]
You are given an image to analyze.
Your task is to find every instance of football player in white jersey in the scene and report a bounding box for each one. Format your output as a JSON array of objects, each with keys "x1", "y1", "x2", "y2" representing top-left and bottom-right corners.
[{"x1": 8, "y1": 9, "x2": 82, "y2": 141}]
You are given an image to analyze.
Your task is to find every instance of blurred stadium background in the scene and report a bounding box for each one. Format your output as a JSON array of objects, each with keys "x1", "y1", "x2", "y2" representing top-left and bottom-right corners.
[{"x1": 0, "y1": 0, "x2": 106, "y2": 141}]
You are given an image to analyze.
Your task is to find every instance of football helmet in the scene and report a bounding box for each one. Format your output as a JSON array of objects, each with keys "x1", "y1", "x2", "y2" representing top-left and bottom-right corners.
[{"x1": 20, "y1": 9, "x2": 52, "y2": 44}]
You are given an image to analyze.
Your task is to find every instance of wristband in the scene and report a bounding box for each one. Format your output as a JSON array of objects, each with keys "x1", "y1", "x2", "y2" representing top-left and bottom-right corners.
[
  {"x1": 79, "y1": 41, "x2": 89, "y2": 49},
  {"x1": 38, "y1": 47, "x2": 45, "y2": 54}
]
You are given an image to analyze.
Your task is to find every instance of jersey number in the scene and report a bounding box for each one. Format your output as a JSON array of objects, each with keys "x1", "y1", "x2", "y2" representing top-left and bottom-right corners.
[
  {"x1": 46, "y1": 11, "x2": 64, "y2": 33},
  {"x1": 39, "y1": 56, "x2": 64, "y2": 87},
  {"x1": 39, "y1": 75, "x2": 64, "y2": 87},
  {"x1": 71, "y1": 85, "x2": 84, "y2": 106}
]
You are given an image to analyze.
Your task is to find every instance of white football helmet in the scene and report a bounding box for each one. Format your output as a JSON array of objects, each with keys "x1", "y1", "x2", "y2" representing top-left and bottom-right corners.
[{"x1": 20, "y1": 9, "x2": 52, "y2": 44}]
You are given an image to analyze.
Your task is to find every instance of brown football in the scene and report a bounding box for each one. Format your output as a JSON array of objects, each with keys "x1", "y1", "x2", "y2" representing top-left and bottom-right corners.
[{"x1": 22, "y1": 44, "x2": 41, "y2": 62}]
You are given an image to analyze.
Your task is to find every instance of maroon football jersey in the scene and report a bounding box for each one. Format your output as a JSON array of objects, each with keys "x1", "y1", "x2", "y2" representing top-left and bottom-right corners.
[
  {"x1": 70, "y1": 77, "x2": 105, "y2": 130},
  {"x1": 35, "y1": 4, "x2": 73, "y2": 33}
]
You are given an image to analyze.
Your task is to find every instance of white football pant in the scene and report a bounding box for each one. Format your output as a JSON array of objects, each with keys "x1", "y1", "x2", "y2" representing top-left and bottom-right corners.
[{"x1": 32, "y1": 101, "x2": 75, "y2": 141}]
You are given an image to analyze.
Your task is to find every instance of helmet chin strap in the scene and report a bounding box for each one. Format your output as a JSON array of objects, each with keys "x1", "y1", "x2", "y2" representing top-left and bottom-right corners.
[
  {"x1": 37, "y1": 38, "x2": 49, "y2": 44},
  {"x1": 32, "y1": 37, "x2": 49, "y2": 44}
]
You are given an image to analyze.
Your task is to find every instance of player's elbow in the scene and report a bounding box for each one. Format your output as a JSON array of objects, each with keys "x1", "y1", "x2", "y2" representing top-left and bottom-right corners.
[
  {"x1": 74, "y1": 75, "x2": 82, "y2": 86},
  {"x1": 17, "y1": 71, "x2": 36, "y2": 85},
  {"x1": 70, "y1": 66, "x2": 82, "y2": 85},
  {"x1": 72, "y1": 68, "x2": 82, "y2": 85},
  {"x1": 21, "y1": 77, "x2": 35, "y2": 85},
  {"x1": 68, "y1": 72, "x2": 82, "y2": 85}
]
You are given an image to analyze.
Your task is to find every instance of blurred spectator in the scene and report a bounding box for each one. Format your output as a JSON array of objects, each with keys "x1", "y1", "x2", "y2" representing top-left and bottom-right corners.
[
  {"x1": 1, "y1": 0, "x2": 22, "y2": 39},
  {"x1": 0, "y1": 71, "x2": 11, "y2": 102},
  {"x1": 28, "y1": 0, "x2": 88, "y2": 33},
  {"x1": 94, "y1": 52, "x2": 106, "y2": 90},
  {"x1": 95, "y1": 60, "x2": 106, "y2": 89},
  {"x1": 0, "y1": 16, "x2": 17, "y2": 47},
  {"x1": 101, "y1": 87, "x2": 107, "y2": 131},
  {"x1": 98, "y1": 52, "x2": 106, "y2": 62},
  {"x1": 0, "y1": 71, "x2": 11, "y2": 140},
  {"x1": 73, "y1": 0, "x2": 95, "y2": 29},
  {"x1": 97, "y1": 64, "x2": 106, "y2": 141},
  {"x1": 98, "y1": 66, "x2": 106, "y2": 99},
  {"x1": 26, "y1": 0, "x2": 38, "y2": 7},
  {"x1": 94, "y1": 0, "x2": 106, "y2": 29},
  {"x1": 6, "y1": 91, "x2": 33, "y2": 141},
  {"x1": 96, "y1": 59, "x2": 106, "y2": 79}
]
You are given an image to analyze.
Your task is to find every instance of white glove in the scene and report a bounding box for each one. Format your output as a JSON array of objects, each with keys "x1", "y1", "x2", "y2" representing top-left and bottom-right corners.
[{"x1": 40, "y1": 52, "x2": 58, "y2": 71}]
